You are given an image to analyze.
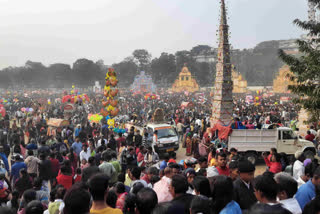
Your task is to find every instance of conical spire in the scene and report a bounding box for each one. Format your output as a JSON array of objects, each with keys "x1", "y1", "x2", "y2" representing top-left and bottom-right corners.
[
  {"x1": 211, "y1": 0, "x2": 233, "y2": 127},
  {"x1": 217, "y1": 0, "x2": 230, "y2": 64}
]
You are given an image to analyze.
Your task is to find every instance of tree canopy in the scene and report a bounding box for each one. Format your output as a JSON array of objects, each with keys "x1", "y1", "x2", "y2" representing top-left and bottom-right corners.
[{"x1": 279, "y1": 0, "x2": 320, "y2": 121}]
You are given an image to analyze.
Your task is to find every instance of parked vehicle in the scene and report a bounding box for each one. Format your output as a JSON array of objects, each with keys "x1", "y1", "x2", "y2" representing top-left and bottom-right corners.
[
  {"x1": 228, "y1": 127, "x2": 316, "y2": 164},
  {"x1": 126, "y1": 123, "x2": 179, "y2": 154}
]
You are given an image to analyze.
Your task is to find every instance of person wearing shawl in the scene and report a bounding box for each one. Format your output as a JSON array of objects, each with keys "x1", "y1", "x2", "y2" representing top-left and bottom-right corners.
[
  {"x1": 185, "y1": 132, "x2": 192, "y2": 156},
  {"x1": 182, "y1": 128, "x2": 191, "y2": 148}
]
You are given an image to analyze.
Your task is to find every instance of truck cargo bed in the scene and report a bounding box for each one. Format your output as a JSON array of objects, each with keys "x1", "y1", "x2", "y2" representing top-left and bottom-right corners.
[{"x1": 228, "y1": 129, "x2": 278, "y2": 152}]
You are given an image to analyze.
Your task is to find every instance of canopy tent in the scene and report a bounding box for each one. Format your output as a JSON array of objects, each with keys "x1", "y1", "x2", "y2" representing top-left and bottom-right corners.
[
  {"x1": 47, "y1": 118, "x2": 70, "y2": 136},
  {"x1": 47, "y1": 118, "x2": 70, "y2": 128}
]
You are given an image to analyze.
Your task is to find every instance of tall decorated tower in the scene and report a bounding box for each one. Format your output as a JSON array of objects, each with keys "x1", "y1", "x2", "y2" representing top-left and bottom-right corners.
[
  {"x1": 308, "y1": 0, "x2": 317, "y2": 23},
  {"x1": 211, "y1": 0, "x2": 233, "y2": 127}
]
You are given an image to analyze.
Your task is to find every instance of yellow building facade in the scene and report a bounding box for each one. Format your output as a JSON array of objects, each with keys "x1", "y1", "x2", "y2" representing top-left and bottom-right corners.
[
  {"x1": 273, "y1": 65, "x2": 296, "y2": 93},
  {"x1": 172, "y1": 66, "x2": 199, "y2": 93},
  {"x1": 232, "y1": 70, "x2": 247, "y2": 93}
]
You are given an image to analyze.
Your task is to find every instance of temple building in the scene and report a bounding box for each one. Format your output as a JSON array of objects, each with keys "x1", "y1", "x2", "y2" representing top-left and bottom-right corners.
[
  {"x1": 131, "y1": 71, "x2": 156, "y2": 94},
  {"x1": 172, "y1": 65, "x2": 199, "y2": 93},
  {"x1": 273, "y1": 65, "x2": 296, "y2": 93},
  {"x1": 232, "y1": 70, "x2": 247, "y2": 93}
]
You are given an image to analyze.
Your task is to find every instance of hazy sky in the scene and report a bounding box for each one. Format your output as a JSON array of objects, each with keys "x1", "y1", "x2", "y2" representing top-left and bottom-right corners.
[{"x1": 0, "y1": 0, "x2": 308, "y2": 69}]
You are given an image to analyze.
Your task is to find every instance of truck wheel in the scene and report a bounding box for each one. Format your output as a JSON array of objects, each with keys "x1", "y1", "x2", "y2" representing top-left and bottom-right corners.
[
  {"x1": 304, "y1": 150, "x2": 315, "y2": 160},
  {"x1": 245, "y1": 153, "x2": 257, "y2": 165}
]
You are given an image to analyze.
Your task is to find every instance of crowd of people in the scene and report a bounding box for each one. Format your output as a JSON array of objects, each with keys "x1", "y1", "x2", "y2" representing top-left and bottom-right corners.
[{"x1": 0, "y1": 90, "x2": 319, "y2": 214}]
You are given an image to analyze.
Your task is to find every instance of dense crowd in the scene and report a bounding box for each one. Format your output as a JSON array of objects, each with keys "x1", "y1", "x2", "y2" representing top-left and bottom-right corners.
[{"x1": 0, "y1": 90, "x2": 319, "y2": 214}]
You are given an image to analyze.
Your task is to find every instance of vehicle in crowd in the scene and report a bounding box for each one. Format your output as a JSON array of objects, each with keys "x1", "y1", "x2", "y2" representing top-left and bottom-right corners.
[
  {"x1": 228, "y1": 127, "x2": 316, "y2": 164},
  {"x1": 126, "y1": 122, "x2": 179, "y2": 154}
]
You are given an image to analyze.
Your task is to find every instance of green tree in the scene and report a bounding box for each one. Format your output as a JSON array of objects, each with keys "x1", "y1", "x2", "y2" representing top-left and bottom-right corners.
[
  {"x1": 72, "y1": 58, "x2": 102, "y2": 87},
  {"x1": 132, "y1": 49, "x2": 151, "y2": 71},
  {"x1": 47, "y1": 63, "x2": 72, "y2": 88},
  {"x1": 279, "y1": 0, "x2": 320, "y2": 121},
  {"x1": 190, "y1": 45, "x2": 212, "y2": 56},
  {"x1": 112, "y1": 57, "x2": 138, "y2": 87},
  {"x1": 150, "y1": 52, "x2": 176, "y2": 86}
]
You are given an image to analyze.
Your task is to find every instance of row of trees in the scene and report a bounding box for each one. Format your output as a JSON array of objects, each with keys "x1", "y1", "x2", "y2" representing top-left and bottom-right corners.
[
  {"x1": 0, "y1": 46, "x2": 216, "y2": 89},
  {"x1": 0, "y1": 42, "x2": 286, "y2": 89}
]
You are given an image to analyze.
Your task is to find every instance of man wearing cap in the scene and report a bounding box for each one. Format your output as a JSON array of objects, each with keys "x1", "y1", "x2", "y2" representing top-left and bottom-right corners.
[{"x1": 233, "y1": 160, "x2": 257, "y2": 211}]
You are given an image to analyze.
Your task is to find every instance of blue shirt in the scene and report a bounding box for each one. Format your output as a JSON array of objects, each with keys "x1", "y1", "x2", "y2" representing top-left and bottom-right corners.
[
  {"x1": 160, "y1": 160, "x2": 167, "y2": 170},
  {"x1": 219, "y1": 201, "x2": 242, "y2": 214},
  {"x1": 72, "y1": 142, "x2": 82, "y2": 156},
  {"x1": 0, "y1": 153, "x2": 9, "y2": 171},
  {"x1": 75, "y1": 128, "x2": 82, "y2": 137},
  {"x1": 295, "y1": 180, "x2": 316, "y2": 210},
  {"x1": 11, "y1": 161, "x2": 27, "y2": 182}
]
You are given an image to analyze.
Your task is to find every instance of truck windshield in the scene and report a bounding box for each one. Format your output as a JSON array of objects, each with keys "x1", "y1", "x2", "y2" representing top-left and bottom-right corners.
[{"x1": 157, "y1": 128, "x2": 177, "y2": 139}]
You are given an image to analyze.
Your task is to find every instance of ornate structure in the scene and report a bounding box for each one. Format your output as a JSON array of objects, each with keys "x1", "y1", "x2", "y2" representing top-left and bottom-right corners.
[
  {"x1": 211, "y1": 0, "x2": 233, "y2": 127},
  {"x1": 172, "y1": 65, "x2": 199, "y2": 93},
  {"x1": 273, "y1": 65, "x2": 297, "y2": 93},
  {"x1": 232, "y1": 70, "x2": 247, "y2": 93},
  {"x1": 308, "y1": 0, "x2": 317, "y2": 23},
  {"x1": 131, "y1": 71, "x2": 156, "y2": 94}
]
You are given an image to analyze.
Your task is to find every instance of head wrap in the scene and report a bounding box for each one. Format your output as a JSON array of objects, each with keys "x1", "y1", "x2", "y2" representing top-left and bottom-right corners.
[
  {"x1": 304, "y1": 159, "x2": 312, "y2": 167},
  {"x1": 207, "y1": 166, "x2": 219, "y2": 178}
]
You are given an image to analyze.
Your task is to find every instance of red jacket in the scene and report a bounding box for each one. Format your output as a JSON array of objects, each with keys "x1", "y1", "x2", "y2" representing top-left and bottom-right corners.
[
  {"x1": 50, "y1": 158, "x2": 60, "y2": 176},
  {"x1": 264, "y1": 157, "x2": 282, "y2": 174},
  {"x1": 305, "y1": 134, "x2": 315, "y2": 142},
  {"x1": 217, "y1": 166, "x2": 230, "y2": 176},
  {"x1": 56, "y1": 174, "x2": 73, "y2": 190},
  {"x1": 74, "y1": 174, "x2": 82, "y2": 183}
]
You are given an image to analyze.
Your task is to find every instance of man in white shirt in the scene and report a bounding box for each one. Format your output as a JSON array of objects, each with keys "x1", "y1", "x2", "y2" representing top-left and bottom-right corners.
[
  {"x1": 274, "y1": 172, "x2": 302, "y2": 214},
  {"x1": 97, "y1": 136, "x2": 108, "y2": 147},
  {"x1": 79, "y1": 144, "x2": 90, "y2": 162},
  {"x1": 293, "y1": 151, "x2": 305, "y2": 181},
  {"x1": 195, "y1": 118, "x2": 202, "y2": 127}
]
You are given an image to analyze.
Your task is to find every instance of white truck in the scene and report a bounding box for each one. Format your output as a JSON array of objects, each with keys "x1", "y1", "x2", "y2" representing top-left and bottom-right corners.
[
  {"x1": 126, "y1": 123, "x2": 179, "y2": 154},
  {"x1": 228, "y1": 127, "x2": 316, "y2": 164}
]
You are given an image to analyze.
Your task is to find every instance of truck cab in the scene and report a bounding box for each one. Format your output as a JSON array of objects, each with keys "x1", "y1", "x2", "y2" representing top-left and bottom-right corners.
[
  {"x1": 146, "y1": 123, "x2": 179, "y2": 154},
  {"x1": 276, "y1": 127, "x2": 315, "y2": 158}
]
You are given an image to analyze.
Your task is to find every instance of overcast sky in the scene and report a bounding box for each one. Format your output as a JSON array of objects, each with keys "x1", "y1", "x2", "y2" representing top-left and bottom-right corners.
[{"x1": 0, "y1": 0, "x2": 308, "y2": 69}]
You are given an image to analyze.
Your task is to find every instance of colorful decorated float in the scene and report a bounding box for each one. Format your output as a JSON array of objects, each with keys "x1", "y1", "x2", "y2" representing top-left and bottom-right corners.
[{"x1": 131, "y1": 71, "x2": 156, "y2": 94}]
